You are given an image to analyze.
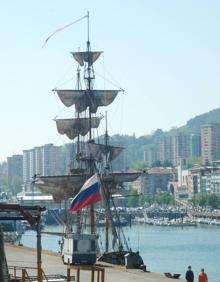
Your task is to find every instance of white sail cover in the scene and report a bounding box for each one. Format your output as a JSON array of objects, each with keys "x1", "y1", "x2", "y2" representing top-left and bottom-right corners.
[
  {"x1": 35, "y1": 172, "x2": 141, "y2": 201},
  {"x1": 71, "y1": 51, "x2": 102, "y2": 66},
  {"x1": 87, "y1": 143, "x2": 124, "y2": 161},
  {"x1": 55, "y1": 89, "x2": 119, "y2": 113},
  {"x1": 55, "y1": 117, "x2": 102, "y2": 140}
]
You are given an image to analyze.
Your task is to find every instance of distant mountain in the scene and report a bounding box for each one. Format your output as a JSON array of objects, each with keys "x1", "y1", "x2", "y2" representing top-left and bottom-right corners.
[{"x1": 186, "y1": 107, "x2": 220, "y2": 134}]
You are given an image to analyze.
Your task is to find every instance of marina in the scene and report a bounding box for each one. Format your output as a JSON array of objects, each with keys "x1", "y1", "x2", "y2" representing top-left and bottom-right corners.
[{"x1": 1, "y1": 202, "x2": 220, "y2": 281}]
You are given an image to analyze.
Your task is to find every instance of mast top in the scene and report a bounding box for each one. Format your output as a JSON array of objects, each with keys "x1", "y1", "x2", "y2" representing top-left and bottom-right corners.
[{"x1": 87, "y1": 11, "x2": 90, "y2": 43}]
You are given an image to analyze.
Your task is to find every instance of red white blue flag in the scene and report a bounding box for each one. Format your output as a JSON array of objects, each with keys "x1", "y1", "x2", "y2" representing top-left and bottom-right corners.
[{"x1": 69, "y1": 174, "x2": 101, "y2": 212}]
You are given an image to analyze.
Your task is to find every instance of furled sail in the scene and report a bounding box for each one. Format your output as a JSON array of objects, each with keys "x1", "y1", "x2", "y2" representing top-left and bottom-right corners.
[
  {"x1": 103, "y1": 172, "x2": 141, "y2": 185},
  {"x1": 55, "y1": 89, "x2": 119, "y2": 113},
  {"x1": 102, "y1": 172, "x2": 141, "y2": 193},
  {"x1": 35, "y1": 174, "x2": 88, "y2": 202},
  {"x1": 55, "y1": 117, "x2": 102, "y2": 140},
  {"x1": 71, "y1": 51, "x2": 102, "y2": 66},
  {"x1": 35, "y1": 172, "x2": 141, "y2": 201},
  {"x1": 87, "y1": 142, "x2": 124, "y2": 162}
]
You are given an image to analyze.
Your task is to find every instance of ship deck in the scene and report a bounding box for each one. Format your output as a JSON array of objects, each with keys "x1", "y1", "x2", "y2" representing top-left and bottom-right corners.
[{"x1": 5, "y1": 243, "x2": 184, "y2": 282}]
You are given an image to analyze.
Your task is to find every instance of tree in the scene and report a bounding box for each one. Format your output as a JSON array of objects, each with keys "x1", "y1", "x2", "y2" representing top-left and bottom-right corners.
[
  {"x1": 127, "y1": 189, "x2": 139, "y2": 207},
  {"x1": 191, "y1": 193, "x2": 207, "y2": 206},
  {"x1": 152, "y1": 161, "x2": 162, "y2": 167},
  {"x1": 163, "y1": 160, "x2": 173, "y2": 167},
  {"x1": 187, "y1": 156, "x2": 202, "y2": 167},
  {"x1": 191, "y1": 193, "x2": 220, "y2": 209},
  {"x1": 155, "y1": 192, "x2": 175, "y2": 205},
  {"x1": 207, "y1": 194, "x2": 220, "y2": 209}
]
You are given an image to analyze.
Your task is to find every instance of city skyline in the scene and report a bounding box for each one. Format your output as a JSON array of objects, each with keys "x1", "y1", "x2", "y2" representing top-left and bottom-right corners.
[{"x1": 1, "y1": 1, "x2": 220, "y2": 161}]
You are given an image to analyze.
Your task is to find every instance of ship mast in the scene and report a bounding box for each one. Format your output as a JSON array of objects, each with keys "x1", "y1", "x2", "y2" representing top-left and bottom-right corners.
[
  {"x1": 86, "y1": 12, "x2": 93, "y2": 141},
  {"x1": 76, "y1": 65, "x2": 82, "y2": 234},
  {"x1": 84, "y1": 12, "x2": 95, "y2": 234},
  {"x1": 104, "y1": 112, "x2": 110, "y2": 252},
  {"x1": 76, "y1": 65, "x2": 81, "y2": 168},
  {"x1": 36, "y1": 13, "x2": 141, "y2": 250}
]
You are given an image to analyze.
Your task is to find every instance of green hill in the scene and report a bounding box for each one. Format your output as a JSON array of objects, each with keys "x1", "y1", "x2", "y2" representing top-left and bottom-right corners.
[{"x1": 186, "y1": 107, "x2": 220, "y2": 133}]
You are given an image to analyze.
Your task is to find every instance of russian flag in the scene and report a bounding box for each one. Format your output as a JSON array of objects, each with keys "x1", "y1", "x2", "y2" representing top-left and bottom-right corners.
[{"x1": 69, "y1": 174, "x2": 101, "y2": 212}]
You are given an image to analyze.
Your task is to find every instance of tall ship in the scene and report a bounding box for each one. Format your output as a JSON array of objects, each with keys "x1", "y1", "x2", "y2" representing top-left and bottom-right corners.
[{"x1": 36, "y1": 12, "x2": 144, "y2": 268}]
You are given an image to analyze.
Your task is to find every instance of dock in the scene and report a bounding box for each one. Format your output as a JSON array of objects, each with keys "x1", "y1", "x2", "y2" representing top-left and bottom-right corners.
[{"x1": 5, "y1": 243, "x2": 184, "y2": 282}]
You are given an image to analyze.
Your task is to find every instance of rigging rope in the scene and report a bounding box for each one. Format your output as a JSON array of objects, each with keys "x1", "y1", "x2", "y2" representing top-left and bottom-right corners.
[{"x1": 95, "y1": 71, "x2": 124, "y2": 92}]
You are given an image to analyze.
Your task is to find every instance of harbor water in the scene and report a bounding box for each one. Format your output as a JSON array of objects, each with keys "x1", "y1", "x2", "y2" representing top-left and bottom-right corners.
[{"x1": 20, "y1": 224, "x2": 220, "y2": 282}]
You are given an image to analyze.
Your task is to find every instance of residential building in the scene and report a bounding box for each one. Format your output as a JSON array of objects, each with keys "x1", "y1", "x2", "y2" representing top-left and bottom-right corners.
[
  {"x1": 201, "y1": 123, "x2": 220, "y2": 165},
  {"x1": 141, "y1": 167, "x2": 177, "y2": 195},
  {"x1": 35, "y1": 146, "x2": 43, "y2": 175},
  {"x1": 22, "y1": 144, "x2": 65, "y2": 187},
  {"x1": 189, "y1": 134, "x2": 201, "y2": 158},
  {"x1": 23, "y1": 150, "x2": 31, "y2": 184},
  {"x1": 210, "y1": 170, "x2": 220, "y2": 195},
  {"x1": 7, "y1": 155, "x2": 23, "y2": 191},
  {"x1": 158, "y1": 131, "x2": 189, "y2": 166},
  {"x1": 144, "y1": 148, "x2": 156, "y2": 167},
  {"x1": 158, "y1": 135, "x2": 173, "y2": 165},
  {"x1": 172, "y1": 132, "x2": 189, "y2": 166}
]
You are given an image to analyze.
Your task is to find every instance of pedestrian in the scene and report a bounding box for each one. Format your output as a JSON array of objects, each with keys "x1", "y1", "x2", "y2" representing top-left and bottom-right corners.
[
  {"x1": 185, "y1": 265, "x2": 194, "y2": 282},
  {"x1": 198, "y1": 268, "x2": 208, "y2": 282}
]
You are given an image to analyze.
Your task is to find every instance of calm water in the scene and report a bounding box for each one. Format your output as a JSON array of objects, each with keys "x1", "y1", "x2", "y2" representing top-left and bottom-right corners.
[{"x1": 21, "y1": 224, "x2": 220, "y2": 282}]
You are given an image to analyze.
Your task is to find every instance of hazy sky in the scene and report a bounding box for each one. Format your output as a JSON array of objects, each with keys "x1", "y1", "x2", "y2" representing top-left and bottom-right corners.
[{"x1": 1, "y1": 1, "x2": 220, "y2": 162}]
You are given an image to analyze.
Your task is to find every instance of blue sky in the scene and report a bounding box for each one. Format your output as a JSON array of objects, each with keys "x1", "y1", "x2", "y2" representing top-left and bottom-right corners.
[{"x1": 1, "y1": 1, "x2": 220, "y2": 161}]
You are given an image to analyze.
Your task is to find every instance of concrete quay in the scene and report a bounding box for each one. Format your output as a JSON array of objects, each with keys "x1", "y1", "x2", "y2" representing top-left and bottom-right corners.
[{"x1": 5, "y1": 244, "x2": 184, "y2": 282}]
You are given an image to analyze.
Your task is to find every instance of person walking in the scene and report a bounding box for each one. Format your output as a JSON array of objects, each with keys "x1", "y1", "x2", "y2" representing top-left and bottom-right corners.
[
  {"x1": 198, "y1": 268, "x2": 208, "y2": 282},
  {"x1": 185, "y1": 265, "x2": 194, "y2": 282}
]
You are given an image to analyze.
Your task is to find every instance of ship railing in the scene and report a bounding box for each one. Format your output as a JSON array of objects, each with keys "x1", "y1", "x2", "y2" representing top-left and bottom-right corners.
[{"x1": 8, "y1": 265, "x2": 49, "y2": 282}]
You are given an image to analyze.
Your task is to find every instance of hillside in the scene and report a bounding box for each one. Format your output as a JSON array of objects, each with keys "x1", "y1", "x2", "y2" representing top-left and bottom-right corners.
[
  {"x1": 186, "y1": 107, "x2": 220, "y2": 133},
  {"x1": 109, "y1": 107, "x2": 220, "y2": 169}
]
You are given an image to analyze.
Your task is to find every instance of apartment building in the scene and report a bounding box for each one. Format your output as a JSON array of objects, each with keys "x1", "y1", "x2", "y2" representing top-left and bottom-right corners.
[
  {"x1": 7, "y1": 155, "x2": 23, "y2": 191},
  {"x1": 23, "y1": 144, "x2": 65, "y2": 185},
  {"x1": 158, "y1": 131, "x2": 189, "y2": 166},
  {"x1": 189, "y1": 134, "x2": 201, "y2": 158},
  {"x1": 201, "y1": 123, "x2": 220, "y2": 165},
  {"x1": 177, "y1": 165, "x2": 220, "y2": 197}
]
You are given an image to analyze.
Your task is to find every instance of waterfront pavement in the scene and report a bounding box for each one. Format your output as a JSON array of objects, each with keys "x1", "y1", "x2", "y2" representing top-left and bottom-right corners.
[{"x1": 5, "y1": 243, "x2": 184, "y2": 282}]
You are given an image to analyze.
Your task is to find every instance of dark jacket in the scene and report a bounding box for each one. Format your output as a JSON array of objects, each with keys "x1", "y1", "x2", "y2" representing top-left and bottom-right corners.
[{"x1": 185, "y1": 270, "x2": 194, "y2": 282}]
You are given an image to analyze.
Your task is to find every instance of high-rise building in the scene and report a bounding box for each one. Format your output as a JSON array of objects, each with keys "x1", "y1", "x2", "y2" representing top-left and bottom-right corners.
[
  {"x1": 158, "y1": 135, "x2": 173, "y2": 165},
  {"x1": 41, "y1": 144, "x2": 55, "y2": 176},
  {"x1": 7, "y1": 155, "x2": 23, "y2": 191},
  {"x1": 23, "y1": 150, "x2": 31, "y2": 184},
  {"x1": 158, "y1": 131, "x2": 189, "y2": 166},
  {"x1": 144, "y1": 148, "x2": 156, "y2": 167},
  {"x1": 189, "y1": 134, "x2": 201, "y2": 158},
  {"x1": 201, "y1": 123, "x2": 220, "y2": 165},
  {"x1": 35, "y1": 146, "x2": 43, "y2": 176},
  {"x1": 23, "y1": 144, "x2": 63, "y2": 185},
  {"x1": 172, "y1": 132, "x2": 189, "y2": 166}
]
